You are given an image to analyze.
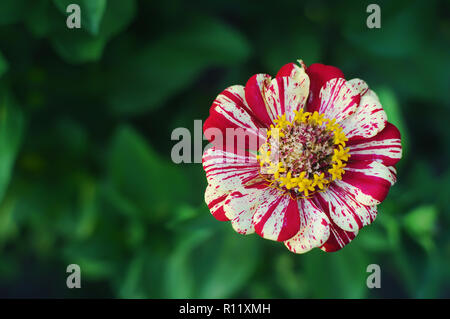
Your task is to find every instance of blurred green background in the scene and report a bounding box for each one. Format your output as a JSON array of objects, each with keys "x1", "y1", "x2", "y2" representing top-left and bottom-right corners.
[{"x1": 0, "y1": 0, "x2": 448, "y2": 298}]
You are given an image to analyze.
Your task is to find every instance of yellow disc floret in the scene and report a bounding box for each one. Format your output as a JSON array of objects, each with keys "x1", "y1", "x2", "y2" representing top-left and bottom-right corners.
[{"x1": 258, "y1": 109, "x2": 350, "y2": 198}]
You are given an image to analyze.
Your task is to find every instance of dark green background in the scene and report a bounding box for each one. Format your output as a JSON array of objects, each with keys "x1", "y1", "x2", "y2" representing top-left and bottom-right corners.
[{"x1": 0, "y1": 0, "x2": 448, "y2": 298}]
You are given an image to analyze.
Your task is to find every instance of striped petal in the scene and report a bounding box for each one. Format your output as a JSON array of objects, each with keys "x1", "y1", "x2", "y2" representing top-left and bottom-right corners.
[
  {"x1": 245, "y1": 73, "x2": 273, "y2": 127},
  {"x1": 318, "y1": 78, "x2": 360, "y2": 123},
  {"x1": 202, "y1": 147, "x2": 260, "y2": 193},
  {"x1": 252, "y1": 189, "x2": 300, "y2": 242},
  {"x1": 223, "y1": 186, "x2": 266, "y2": 235},
  {"x1": 316, "y1": 184, "x2": 378, "y2": 232},
  {"x1": 284, "y1": 198, "x2": 331, "y2": 254},
  {"x1": 306, "y1": 63, "x2": 345, "y2": 113},
  {"x1": 348, "y1": 123, "x2": 402, "y2": 166},
  {"x1": 341, "y1": 88, "x2": 387, "y2": 140},
  {"x1": 387, "y1": 166, "x2": 397, "y2": 185},
  {"x1": 265, "y1": 69, "x2": 310, "y2": 123},
  {"x1": 337, "y1": 160, "x2": 396, "y2": 206},
  {"x1": 205, "y1": 184, "x2": 230, "y2": 221},
  {"x1": 203, "y1": 85, "x2": 265, "y2": 153},
  {"x1": 320, "y1": 223, "x2": 359, "y2": 252},
  {"x1": 348, "y1": 78, "x2": 369, "y2": 96}
]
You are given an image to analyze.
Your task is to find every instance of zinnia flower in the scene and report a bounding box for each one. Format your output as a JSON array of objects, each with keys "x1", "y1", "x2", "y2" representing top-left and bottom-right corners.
[{"x1": 202, "y1": 60, "x2": 402, "y2": 253}]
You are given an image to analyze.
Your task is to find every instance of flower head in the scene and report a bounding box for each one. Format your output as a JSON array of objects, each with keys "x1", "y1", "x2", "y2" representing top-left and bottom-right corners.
[{"x1": 203, "y1": 60, "x2": 402, "y2": 253}]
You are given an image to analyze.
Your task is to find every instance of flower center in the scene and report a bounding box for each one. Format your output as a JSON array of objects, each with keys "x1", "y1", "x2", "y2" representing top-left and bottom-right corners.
[{"x1": 257, "y1": 109, "x2": 350, "y2": 197}]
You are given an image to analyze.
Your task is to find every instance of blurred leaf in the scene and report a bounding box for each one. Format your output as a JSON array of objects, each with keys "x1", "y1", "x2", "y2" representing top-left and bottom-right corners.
[
  {"x1": 198, "y1": 230, "x2": 259, "y2": 298},
  {"x1": 0, "y1": 0, "x2": 27, "y2": 25},
  {"x1": 107, "y1": 125, "x2": 190, "y2": 221},
  {"x1": 25, "y1": 0, "x2": 53, "y2": 38},
  {"x1": 50, "y1": 0, "x2": 136, "y2": 63},
  {"x1": 63, "y1": 242, "x2": 119, "y2": 280},
  {"x1": 107, "y1": 15, "x2": 250, "y2": 115},
  {"x1": 50, "y1": 29, "x2": 106, "y2": 64},
  {"x1": 343, "y1": 0, "x2": 428, "y2": 59},
  {"x1": 96, "y1": 0, "x2": 136, "y2": 40},
  {"x1": 0, "y1": 195, "x2": 18, "y2": 248},
  {"x1": 118, "y1": 253, "x2": 146, "y2": 298},
  {"x1": 0, "y1": 52, "x2": 8, "y2": 78},
  {"x1": 358, "y1": 226, "x2": 391, "y2": 252},
  {"x1": 376, "y1": 87, "x2": 408, "y2": 160},
  {"x1": 403, "y1": 205, "x2": 438, "y2": 252},
  {"x1": 165, "y1": 227, "x2": 211, "y2": 298},
  {"x1": 165, "y1": 213, "x2": 260, "y2": 298},
  {"x1": 275, "y1": 253, "x2": 306, "y2": 298},
  {"x1": 0, "y1": 91, "x2": 24, "y2": 203},
  {"x1": 262, "y1": 33, "x2": 322, "y2": 74},
  {"x1": 303, "y1": 247, "x2": 369, "y2": 298},
  {"x1": 166, "y1": 204, "x2": 201, "y2": 229}
]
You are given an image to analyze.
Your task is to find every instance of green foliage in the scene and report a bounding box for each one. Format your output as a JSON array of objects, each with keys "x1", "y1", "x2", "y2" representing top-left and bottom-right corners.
[
  {"x1": 403, "y1": 205, "x2": 438, "y2": 252},
  {"x1": 107, "y1": 15, "x2": 250, "y2": 115},
  {"x1": 0, "y1": 90, "x2": 24, "y2": 203},
  {"x1": 0, "y1": 0, "x2": 448, "y2": 298}
]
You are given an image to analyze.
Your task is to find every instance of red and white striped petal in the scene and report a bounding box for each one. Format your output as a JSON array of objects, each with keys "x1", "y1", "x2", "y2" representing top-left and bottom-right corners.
[
  {"x1": 387, "y1": 166, "x2": 397, "y2": 185},
  {"x1": 306, "y1": 63, "x2": 345, "y2": 114},
  {"x1": 203, "y1": 85, "x2": 265, "y2": 153},
  {"x1": 316, "y1": 184, "x2": 378, "y2": 232},
  {"x1": 348, "y1": 123, "x2": 402, "y2": 166},
  {"x1": 318, "y1": 78, "x2": 360, "y2": 123},
  {"x1": 223, "y1": 186, "x2": 266, "y2": 235},
  {"x1": 338, "y1": 160, "x2": 396, "y2": 206},
  {"x1": 320, "y1": 223, "x2": 359, "y2": 252},
  {"x1": 252, "y1": 189, "x2": 300, "y2": 242},
  {"x1": 276, "y1": 61, "x2": 307, "y2": 78},
  {"x1": 245, "y1": 73, "x2": 273, "y2": 127},
  {"x1": 348, "y1": 78, "x2": 369, "y2": 96},
  {"x1": 284, "y1": 198, "x2": 331, "y2": 254},
  {"x1": 341, "y1": 89, "x2": 387, "y2": 140},
  {"x1": 202, "y1": 147, "x2": 260, "y2": 193},
  {"x1": 205, "y1": 184, "x2": 230, "y2": 221},
  {"x1": 265, "y1": 70, "x2": 310, "y2": 123}
]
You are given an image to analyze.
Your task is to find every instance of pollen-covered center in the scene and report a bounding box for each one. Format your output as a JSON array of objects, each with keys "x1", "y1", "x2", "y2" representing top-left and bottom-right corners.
[{"x1": 257, "y1": 109, "x2": 350, "y2": 197}]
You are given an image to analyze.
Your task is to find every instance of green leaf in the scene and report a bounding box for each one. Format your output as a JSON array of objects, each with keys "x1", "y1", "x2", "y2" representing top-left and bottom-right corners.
[
  {"x1": 107, "y1": 125, "x2": 190, "y2": 221},
  {"x1": 107, "y1": 15, "x2": 250, "y2": 115},
  {"x1": 0, "y1": 91, "x2": 24, "y2": 203},
  {"x1": 403, "y1": 205, "x2": 438, "y2": 239},
  {"x1": 262, "y1": 32, "x2": 322, "y2": 75},
  {"x1": 198, "y1": 230, "x2": 259, "y2": 298},
  {"x1": 97, "y1": 0, "x2": 136, "y2": 40},
  {"x1": 0, "y1": 0, "x2": 27, "y2": 25},
  {"x1": 342, "y1": 1, "x2": 429, "y2": 59},
  {"x1": 118, "y1": 253, "x2": 146, "y2": 298},
  {"x1": 25, "y1": 0, "x2": 53, "y2": 38},
  {"x1": 50, "y1": 0, "x2": 136, "y2": 64},
  {"x1": 165, "y1": 227, "x2": 211, "y2": 298},
  {"x1": 302, "y1": 246, "x2": 369, "y2": 298},
  {"x1": 50, "y1": 28, "x2": 106, "y2": 64},
  {"x1": 274, "y1": 253, "x2": 307, "y2": 298},
  {"x1": 376, "y1": 87, "x2": 408, "y2": 160},
  {"x1": 0, "y1": 52, "x2": 8, "y2": 78},
  {"x1": 165, "y1": 214, "x2": 260, "y2": 298},
  {"x1": 63, "y1": 242, "x2": 119, "y2": 280}
]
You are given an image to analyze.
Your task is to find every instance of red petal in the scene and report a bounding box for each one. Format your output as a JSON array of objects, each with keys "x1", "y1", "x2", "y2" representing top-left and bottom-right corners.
[
  {"x1": 244, "y1": 74, "x2": 273, "y2": 127},
  {"x1": 347, "y1": 123, "x2": 402, "y2": 167},
  {"x1": 203, "y1": 85, "x2": 265, "y2": 155},
  {"x1": 253, "y1": 190, "x2": 300, "y2": 242},
  {"x1": 306, "y1": 63, "x2": 345, "y2": 113}
]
